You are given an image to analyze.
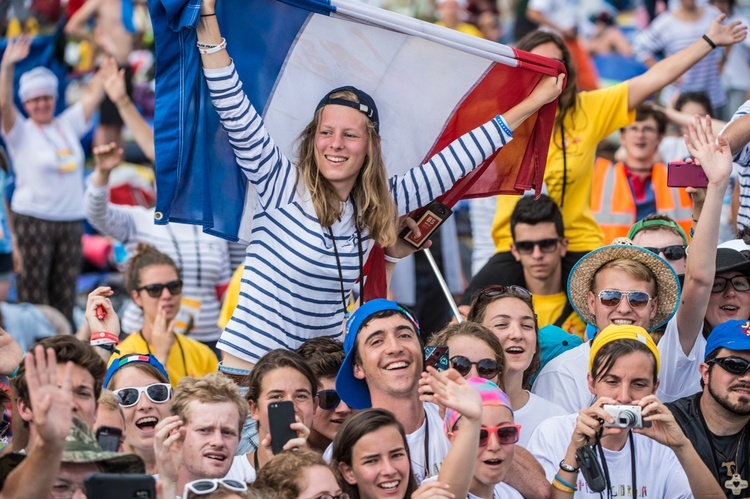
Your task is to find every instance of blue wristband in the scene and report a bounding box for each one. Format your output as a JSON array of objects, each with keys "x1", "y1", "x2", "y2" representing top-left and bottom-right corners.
[
  {"x1": 494, "y1": 114, "x2": 514, "y2": 137},
  {"x1": 8, "y1": 364, "x2": 20, "y2": 380},
  {"x1": 554, "y1": 474, "x2": 578, "y2": 491}
]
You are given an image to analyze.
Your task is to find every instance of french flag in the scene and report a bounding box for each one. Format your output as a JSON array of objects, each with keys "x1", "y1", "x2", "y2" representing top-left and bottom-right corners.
[{"x1": 149, "y1": 0, "x2": 563, "y2": 244}]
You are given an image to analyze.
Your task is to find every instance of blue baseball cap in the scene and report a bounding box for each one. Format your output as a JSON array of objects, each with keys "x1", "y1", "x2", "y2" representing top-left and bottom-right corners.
[
  {"x1": 104, "y1": 354, "x2": 170, "y2": 388},
  {"x1": 705, "y1": 320, "x2": 750, "y2": 359},
  {"x1": 335, "y1": 299, "x2": 420, "y2": 410}
]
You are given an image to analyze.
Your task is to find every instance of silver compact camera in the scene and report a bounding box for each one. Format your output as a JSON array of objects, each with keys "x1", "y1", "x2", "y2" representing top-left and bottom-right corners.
[{"x1": 602, "y1": 404, "x2": 651, "y2": 429}]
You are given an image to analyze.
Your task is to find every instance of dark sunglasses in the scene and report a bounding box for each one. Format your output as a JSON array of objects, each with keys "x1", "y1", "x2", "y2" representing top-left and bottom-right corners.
[
  {"x1": 708, "y1": 356, "x2": 750, "y2": 376},
  {"x1": 514, "y1": 238, "x2": 562, "y2": 255},
  {"x1": 711, "y1": 276, "x2": 750, "y2": 294},
  {"x1": 317, "y1": 389, "x2": 343, "y2": 410},
  {"x1": 479, "y1": 285, "x2": 532, "y2": 300},
  {"x1": 137, "y1": 279, "x2": 183, "y2": 298},
  {"x1": 113, "y1": 383, "x2": 172, "y2": 408},
  {"x1": 597, "y1": 289, "x2": 652, "y2": 309},
  {"x1": 456, "y1": 424, "x2": 521, "y2": 446},
  {"x1": 450, "y1": 356, "x2": 500, "y2": 380},
  {"x1": 643, "y1": 245, "x2": 687, "y2": 261}
]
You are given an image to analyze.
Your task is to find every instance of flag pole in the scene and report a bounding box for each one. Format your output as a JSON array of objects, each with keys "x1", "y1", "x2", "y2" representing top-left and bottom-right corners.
[{"x1": 423, "y1": 248, "x2": 463, "y2": 323}]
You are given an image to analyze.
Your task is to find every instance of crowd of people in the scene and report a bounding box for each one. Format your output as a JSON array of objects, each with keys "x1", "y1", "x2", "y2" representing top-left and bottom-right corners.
[{"x1": 0, "y1": 0, "x2": 749, "y2": 497}]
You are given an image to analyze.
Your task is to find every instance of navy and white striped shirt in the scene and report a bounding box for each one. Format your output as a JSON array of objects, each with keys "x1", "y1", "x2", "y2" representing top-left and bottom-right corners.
[
  {"x1": 727, "y1": 100, "x2": 750, "y2": 229},
  {"x1": 206, "y1": 63, "x2": 513, "y2": 362}
]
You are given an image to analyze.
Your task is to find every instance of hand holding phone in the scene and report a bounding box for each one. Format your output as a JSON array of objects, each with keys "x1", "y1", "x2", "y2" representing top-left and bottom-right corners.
[
  {"x1": 268, "y1": 400, "x2": 296, "y2": 455},
  {"x1": 96, "y1": 426, "x2": 122, "y2": 452},
  {"x1": 85, "y1": 474, "x2": 155, "y2": 499},
  {"x1": 423, "y1": 345, "x2": 450, "y2": 372},
  {"x1": 399, "y1": 200, "x2": 452, "y2": 249}
]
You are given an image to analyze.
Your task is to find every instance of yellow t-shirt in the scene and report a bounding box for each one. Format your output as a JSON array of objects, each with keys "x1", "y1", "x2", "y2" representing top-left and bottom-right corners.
[
  {"x1": 111, "y1": 332, "x2": 219, "y2": 386},
  {"x1": 491, "y1": 82, "x2": 635, "y2": 253},
  {"x1": 218, "y1": 264, "x2": 244, "y2": 330},
  {"x1": 532, "y1": 292, "x2": 586, "y2": 340}
]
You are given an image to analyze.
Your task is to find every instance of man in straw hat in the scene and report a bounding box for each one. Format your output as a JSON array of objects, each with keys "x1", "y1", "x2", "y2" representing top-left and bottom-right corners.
[
  {"x1": 658, "y1": 115, "x2": 750, "y2": 403},
  {"x1": 0, "y1": 345, "x2": 144, "y2": 498},
  {"x1": 532, "y1": 237, "x2": 680, "y2": 413}
]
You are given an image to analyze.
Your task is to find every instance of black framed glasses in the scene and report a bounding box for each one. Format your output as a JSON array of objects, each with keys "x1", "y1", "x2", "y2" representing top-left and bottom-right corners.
[
  {"x1": 712, "y1": 276, "x2": 750, "y2": 294},
  {"x1": 113, "y1": 383, "x2": 172, "y2": 408},
  {"x1": 707, "y1": 356, "x2": 750, "y2": 376},
  {"x1": 597, "y1": 289, "x2": 652, "y2": 309},
  {"x1": 450, "y1": 356, "x2": 500, "y2": 380},
  {"x1": 137, "y1": 279, "x2": 183, "y2": 298},
  {"x1": 643, "y1": 245, "x2": 687, "y2": 261},
  {"x1": 514, "y1": 238, "x2": 562, "y2": 255},
  {"x1": 317, "y1": 389, "x2": 343, "y2": 410}
]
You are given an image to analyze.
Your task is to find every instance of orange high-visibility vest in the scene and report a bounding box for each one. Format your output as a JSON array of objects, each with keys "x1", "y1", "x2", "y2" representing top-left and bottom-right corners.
[{"x1": 591, "y1": 159, "x2": 693, "y2": 244}]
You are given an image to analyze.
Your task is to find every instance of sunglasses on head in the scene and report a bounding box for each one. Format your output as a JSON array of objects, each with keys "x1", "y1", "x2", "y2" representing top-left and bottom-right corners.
[
  {"x1": 643, "y1": 245, "x2": 687, "y2": 261},
  {"x1": 711, "y1": 275, "x2": 750, "y2": 294},
  {"x1": 450, "y1": 356, "x2": 500, "y2": 380},
  {"x1": 113, "y1": 383, "x2": 172, "y2": 408},
  {"x1": 317, "y1": 389, "x2": 343, "y2": 410},
  {"x1": 597, "y1": 289, "x2": 652, "y2": 309},
  {"x1": 455, "y1": 424, "x2": 521, "y2": 446},
  {"x1": 707, "y1": 356, "x2": 750, "y2": 376},
  {"x1": 514, "y1": 238, "x2": 562, "y2": 255},
  {"x1": 183, "y1": 479, "x2": 247, "y2": 497},
  {"x1": 479, "y1": 285, "x2": 532, "y2": 300},
  {"x1": 137, "y1": 279, "x2": 183, "y2": 298}
]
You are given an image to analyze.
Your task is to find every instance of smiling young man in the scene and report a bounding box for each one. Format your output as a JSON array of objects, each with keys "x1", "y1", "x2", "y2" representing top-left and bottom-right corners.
[
  {"x1": 336, "y1": 299, "x2": 549, "y2": 497},
  {"x1": 667, "y1": 320, "x2": 750, "y2": 498},
  {"x1": 531, "y1": 238, "x2": 680, "y2": 413},
  {"x1": 591, "y1": 105, "x2": 693, "y2": 244}
]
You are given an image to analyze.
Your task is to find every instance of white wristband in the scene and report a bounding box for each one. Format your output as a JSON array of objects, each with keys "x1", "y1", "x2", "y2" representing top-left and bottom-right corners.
[
  {"x1": 384, "y1": 254, "x2": 402, "y2": 264},
  {"x1": 197, "y1": 37, "x2": 227, "y2": 55}
]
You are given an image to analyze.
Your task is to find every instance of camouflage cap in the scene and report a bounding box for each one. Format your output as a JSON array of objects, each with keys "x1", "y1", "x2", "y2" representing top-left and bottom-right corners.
[{"x1": 0, "y1": 417, "x2": 144, "y2": 488}]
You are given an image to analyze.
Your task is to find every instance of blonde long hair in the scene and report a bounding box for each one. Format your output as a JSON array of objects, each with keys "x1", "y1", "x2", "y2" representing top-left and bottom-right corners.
[{"x1": 296, "y1": 90, "x2": 397, "y2": 247}]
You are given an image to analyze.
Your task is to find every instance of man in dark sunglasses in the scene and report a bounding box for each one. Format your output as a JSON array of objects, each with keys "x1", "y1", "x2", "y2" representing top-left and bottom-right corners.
[
  {"x1": 667, "y1": 320, "x2": 750, "y2": 498},
  {"x1": 296, "y1": 337, "x2": 352, "y2": 453},
  {"x1": 629, "y1": 214, "x2": 689, "y2": 275}
]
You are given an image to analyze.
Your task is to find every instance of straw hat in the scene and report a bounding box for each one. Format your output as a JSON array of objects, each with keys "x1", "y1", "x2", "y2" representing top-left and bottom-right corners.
[{"x1": 567, "y1": 238, "x2": 680, "y2": 331}]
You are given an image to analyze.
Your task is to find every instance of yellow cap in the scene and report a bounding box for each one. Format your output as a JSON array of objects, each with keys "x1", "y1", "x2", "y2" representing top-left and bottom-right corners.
[{"x1": 589, "y1": 324, "x2": 660, "y2": 375}]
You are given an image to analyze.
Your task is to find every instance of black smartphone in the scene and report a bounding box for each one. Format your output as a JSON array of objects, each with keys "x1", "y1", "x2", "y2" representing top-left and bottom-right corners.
[
  {"x1": 85, "y1": 473, "x2": 156, "y2": 499},
  {"x1": 399, "y1": 200, "x2": 453, "y2": 249},
  {"x1": 667, "y1": 161, "x2": 708, "y2": 188},
  {"x1": 424, "y1": 345, "x2": 450, "y2": 372},
  {"x1": 95, "y1": 426, "x2": 122, "y2": 452},
  {"x1": 268, "y1": 400, "x2": 296, "y2": 455}
]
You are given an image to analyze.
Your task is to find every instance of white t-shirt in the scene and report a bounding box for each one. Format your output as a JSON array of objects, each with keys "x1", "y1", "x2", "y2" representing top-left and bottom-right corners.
[
  {"x1": 223, "y1": 455, "x2": 256, "y2": 483},
  {"x1": 323, "y1": 402, "x2": 451, "y2": 484},
  {"x1": 527, "y1": 414, "x2": 693, "y2": 498},
  {"x1": 2, "y1": 102, "x2": 90, "y2": 220},
  {"x1": 422, "y1": 475, "x2": 524, "y2": 499},
  {"x1": 656, "y1": 315, "x2": 705, "y2": 402},
  {"x1": 515, "y1": 392, "x2": 568, "y2": 448},
  {"x1": 531, "y1": 342, "x2": 594, "y2": 414}
]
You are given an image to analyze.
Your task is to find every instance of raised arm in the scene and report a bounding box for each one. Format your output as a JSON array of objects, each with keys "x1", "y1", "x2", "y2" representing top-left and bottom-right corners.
[
  {"x1": 196, "y1": 0, "x2": 231, "y2": 69},
  {"x1": 722, "y1": 107, "x2": 750, "y2": 157},
  {"x1": 0, "y1": 36, "x2": 31, "y2": 134},
  {"x1": 627, "y1": 15, "x2": 747, "y2": 109},
  {"x1": 79, "y1": 65, "x2": 106, "y2": 122},
  {"x1": 63, "y1": 0, "x2": 101, "y2": 40},
  {"x1": 100, "y1": 57, "x2": 155, "y2": 162},
  {"x1": 676, "y1": 115, "x2": 733, "y2": 354}
]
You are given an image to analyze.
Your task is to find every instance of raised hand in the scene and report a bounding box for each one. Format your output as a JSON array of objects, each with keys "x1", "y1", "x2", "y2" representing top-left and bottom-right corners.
[
  {"x1": 93, "y1": 142, "x2": 124, "y2": 174},
  {"x1": 634, "y1": 395, "x2": 689, "y2": 449},
  {"x1": 684, "y1": 114, "x2": 733, "y2": 185},
  {"x1": 569, "y1": 397, "x2": 621, "y2": 450},
  {"x1": 201, "y1": 0, "x2": 217, "y2": 15},
  {"x1": 1, "y1": 36, "x2": 31, "y2": 68},
  {"x1": 421, "y1": 367, "x2": 482, "y2": 424},
  {"x1": 0, "y1": 327, "x2": 24, "y2": 376},
  {"x1": 705, "y1": 14, "x2": 747, "y2": 47},
  {"x1": 84, "y1": 286, "x2": 121, "y2": 337},
  {"x1": 260, "y1": 416, "x2": 310, "y2": 456},
  {"x1": 151, "y1": 308, "x2": 177, "y2": 367},
  {"x1": 153, "y1": 415, "x2": 184, "y2": 482},
  {"x1": 529, "y1": 73, "x2": 566, "y2": 106},
  {"x1": 25, "y1": 345, "x2": 74, "y2": 446},
  {"x1": 100, "y1": 57, "x2": 128, "y2": 105}
]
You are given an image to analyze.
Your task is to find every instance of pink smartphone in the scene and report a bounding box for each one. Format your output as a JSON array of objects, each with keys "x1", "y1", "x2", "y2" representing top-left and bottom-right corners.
[{"x1": 667, "y1": 161, "x2": 708, "y2": 188}]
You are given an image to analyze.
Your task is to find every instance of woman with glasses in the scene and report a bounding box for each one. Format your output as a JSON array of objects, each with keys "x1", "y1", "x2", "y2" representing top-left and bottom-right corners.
[
  {"x1": 527, "y1": 324, "x2": 724, "y2": 498},
  {"x1": 428, "y1": 322, "x2": 506, "y2": 388},
  {"x1": 102, "y1": 353, "x2": 172, "y2": 474},
  {"x1": 253, "y1": 447, "x2": 346, "y2": 499},
  {"x1": 97, "y1": 244, "x2": 218, "y2": 385},
  {"x1": 423, "y1": 377, "x2": 523, "y2": 499},
  {"x1": 244, "y1": 349, "x2": 316, "y2": 476},
  {"x1": 467, "y1": 285, "x2": 567, "y2": 446}
]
